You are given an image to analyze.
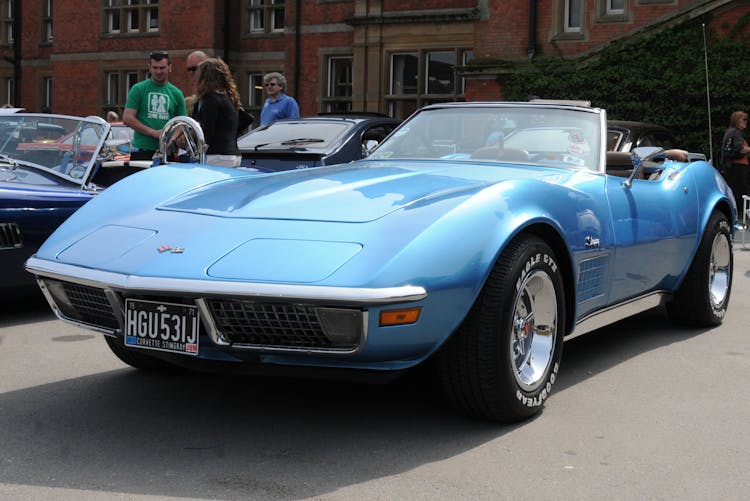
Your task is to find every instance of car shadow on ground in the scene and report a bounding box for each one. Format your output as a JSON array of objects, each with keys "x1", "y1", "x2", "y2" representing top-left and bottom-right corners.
[
  {"x1": 0, "y1": 292, "x2": 53, "y2": 328},
  {"x1": 0, "y1": 303, "x2": 714, "y2": 500}
]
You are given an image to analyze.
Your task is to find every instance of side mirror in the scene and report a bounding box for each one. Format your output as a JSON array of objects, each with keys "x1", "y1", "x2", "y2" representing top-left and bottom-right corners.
[{"x1": 624, "y1": 146, "x2": 664, "y2": 188}]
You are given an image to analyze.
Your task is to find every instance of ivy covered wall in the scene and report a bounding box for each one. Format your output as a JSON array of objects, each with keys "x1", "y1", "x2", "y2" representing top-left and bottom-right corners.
[{"x1": 501, "y1": 13, "x2": 750, "y2": 161}]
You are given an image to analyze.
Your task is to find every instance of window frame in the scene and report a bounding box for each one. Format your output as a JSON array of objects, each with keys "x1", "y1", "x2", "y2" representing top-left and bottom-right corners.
[
  {"x1": 247, "y1": 73, "x2": 265, "y2": 109},
  {"x1": 323, "y1": 56, "x2": 353, "y2": 113},
  {"x1": 3, "y1": 76, "x2": 13, "y2": 105},
  {"x1": 0, "y1": 0, "x2": 13, "y2": 47},
  {"x1": 553, "y1": 0, "x2": 585, "y2": 40},
  {"x1": 41, "y1": 76, "x2": 53, "y2": 111},
  {"x1": 103, "y1": 68, "x2": 147, "y2": 113},
  {"x1": 41, "y1": 0, "x2": 53, "y2": 43},
  {"x1": 564, "y1": 0, "x2": 582, "y2": 33},
  {"x1": 244, "y1": 0, "x2": 285, "y2": 36},
  {"x1": 386, "y1": 49, "x2": 470, "y2": 120},
  {"x1": 102, "y1": 0, "x2": 160, "y2": 36},
  {"x1": 596, "y1": 0, "x2": 628, "y2": 22}
]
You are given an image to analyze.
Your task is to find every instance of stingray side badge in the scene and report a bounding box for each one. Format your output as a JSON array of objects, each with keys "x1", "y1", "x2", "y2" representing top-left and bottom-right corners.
[{"x1": 157, "y1": 245, "x2": 185, "y2": 254}]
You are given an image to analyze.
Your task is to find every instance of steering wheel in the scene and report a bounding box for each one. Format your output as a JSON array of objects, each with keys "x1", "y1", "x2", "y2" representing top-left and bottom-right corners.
[{"x1": 158, "y1": 116, "x2": 207, "y2": 164}]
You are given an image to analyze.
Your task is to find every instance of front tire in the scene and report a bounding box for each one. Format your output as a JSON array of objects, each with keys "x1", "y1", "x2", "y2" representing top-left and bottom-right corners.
[
  {"x1": 666, "y1": 210, "x2": 732, "y2": 326},
  {"x1": 438, "y1": 235, "x2": 565, "y2": 422}
]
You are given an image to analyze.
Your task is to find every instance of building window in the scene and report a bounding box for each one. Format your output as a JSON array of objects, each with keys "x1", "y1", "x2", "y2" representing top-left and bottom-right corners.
[
  {"x1": 42, "y1": 77, "x2": 53, "y2": 112},
  {"x1": 607, "y1": 0, "x2": 624, "y2": 14},
  {"x1": 461, "y1": 50, "x2": 474, "y2": 94},
  {"x1": 3, "y1": 77, "x2": 13, "y2": 105},
  {"x1": 597, "y1": 0, "x2": 627, "y2": 21},
  {"x1": 104, "y1": 69, "x2": 145, "y2": 111},
  {"x1": 0, "y1": 0, "x2": 13, "y2": 46},
  {"x1": 387, "y1": 50, "x2": 469, "y2": 120},
  {"x1": 323, "y1": 56, "x2": 352, "y2": 112},
  {"x1": 248, "y1": 73, "x2": 264, "y2": 108},
  {"x1": 426, "y1": 51, "x2": 456, "y2": 95},
  {"x1": 106, "y1": 73, "x2": 119, "y2": 105},
  {"x1": 564, "y1": 0, "x2": 582, "y2": 33},
  {"x1": 103, "y1": 0, "x2": 159, "y2": 35},
  {"x1": 42, "y1": 0, "x2": 53, "y2": 42},
  {"x1": 554, "y1": 0, "x2": 585, "y2": 39},
  {"x1": 245, "y1": 0, "x2": 285, "y2": 35}
]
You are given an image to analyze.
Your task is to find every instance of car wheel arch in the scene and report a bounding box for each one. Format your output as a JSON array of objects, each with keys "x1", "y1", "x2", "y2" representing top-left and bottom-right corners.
[{"x1": 492, "y1": 222, "x2": 576, "y2": 338}]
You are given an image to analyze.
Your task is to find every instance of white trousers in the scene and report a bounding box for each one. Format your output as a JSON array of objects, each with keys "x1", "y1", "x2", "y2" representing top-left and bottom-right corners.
[{"x1": 206, "y1": 154, "x2": 242, "y2": 167}]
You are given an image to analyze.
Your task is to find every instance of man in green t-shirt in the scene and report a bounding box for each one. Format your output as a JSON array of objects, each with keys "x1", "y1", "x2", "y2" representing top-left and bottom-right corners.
[{"x1": 123, "y1": 50, "x2": 187, "y2": 161}]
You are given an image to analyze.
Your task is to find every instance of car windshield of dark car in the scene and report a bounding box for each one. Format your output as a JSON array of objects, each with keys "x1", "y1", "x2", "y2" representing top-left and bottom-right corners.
[
  {"x1": 237, "y1": 121, "x2": 351, "y2": 151},
  {"x1": 369, "y1": 106, "x2": 602, "y2": 172},
  {"x1": 0, "y1": 114, "x2": 107, "y2": 183}
]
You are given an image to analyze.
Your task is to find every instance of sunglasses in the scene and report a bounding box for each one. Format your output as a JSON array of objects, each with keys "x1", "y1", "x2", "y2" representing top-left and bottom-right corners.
[
  {"x1": 265, "y1": 82, "x2": 278, "y2": 87},
  {"x1": 187, "y1": 66, "x2": 198, "y2": 72}
]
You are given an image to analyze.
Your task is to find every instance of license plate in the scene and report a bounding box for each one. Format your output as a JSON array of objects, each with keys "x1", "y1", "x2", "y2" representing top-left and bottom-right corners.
[{"x1": 124, "y1": 299, "x2": 199, "y2": 356}]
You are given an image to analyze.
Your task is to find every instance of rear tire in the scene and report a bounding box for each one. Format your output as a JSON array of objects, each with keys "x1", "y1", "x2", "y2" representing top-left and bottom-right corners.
[
  {"x1": 438, "y1": 235, "x2": 565, "y2": 422},
  {"x1": 104, "y1": 336, "x2": 181, "y2": 371},
  {"x1": 666, "y1": 210, "x2": 732, "y2": 326}
]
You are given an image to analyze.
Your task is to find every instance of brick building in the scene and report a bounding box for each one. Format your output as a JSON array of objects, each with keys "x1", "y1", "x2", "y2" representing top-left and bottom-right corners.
[{"x1": 0, "y1": 0, "x2": 742, "y2": 121}]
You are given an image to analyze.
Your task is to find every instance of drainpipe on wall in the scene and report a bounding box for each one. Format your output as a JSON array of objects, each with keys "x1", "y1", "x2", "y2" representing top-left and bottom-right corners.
[
  {"x1": 527, "y1": 0, "x2": 537, "y2": 60},
  {"x1": 12, "y1": 0, "x2": 20, "y2": 106},
  {"x1": 224, "y1": 0, "x2": 230, "y2": 61},
  {"x1": 294, "y1": 0, "x2": 301, "y2": 101}
]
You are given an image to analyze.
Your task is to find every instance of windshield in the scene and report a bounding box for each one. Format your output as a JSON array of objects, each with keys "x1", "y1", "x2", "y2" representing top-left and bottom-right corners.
[
  {"x1": 238, "y1": 120, "x2": 352, "y2": 150},
  {"x1": 369, "y1": 105, "x2": 603, "y2": 171},
  {"x1": 0, "y1": 114, "x2": 108, "y2": 183}
]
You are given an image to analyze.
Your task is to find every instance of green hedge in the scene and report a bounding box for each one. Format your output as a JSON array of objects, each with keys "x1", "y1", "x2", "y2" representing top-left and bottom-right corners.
[{"x1": 502, "y1": 14, "x2": 750, "y2": 160}]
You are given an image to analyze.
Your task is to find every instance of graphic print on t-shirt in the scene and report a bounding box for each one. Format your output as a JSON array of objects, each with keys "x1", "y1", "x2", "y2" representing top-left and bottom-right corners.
[{"x1": 147, "y1": 92, "x2": 171, "y2": 120}]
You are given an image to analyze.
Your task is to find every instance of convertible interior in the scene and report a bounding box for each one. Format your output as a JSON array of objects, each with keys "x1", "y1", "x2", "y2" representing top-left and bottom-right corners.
[{"x1": 90, "y1": 160, "x2": 153, "y2": 188}]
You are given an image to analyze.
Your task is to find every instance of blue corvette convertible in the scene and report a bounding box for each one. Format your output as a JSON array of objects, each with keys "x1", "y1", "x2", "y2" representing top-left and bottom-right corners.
[{"x1": 25, "y1": 101, "x2": 735, "y2": 422}]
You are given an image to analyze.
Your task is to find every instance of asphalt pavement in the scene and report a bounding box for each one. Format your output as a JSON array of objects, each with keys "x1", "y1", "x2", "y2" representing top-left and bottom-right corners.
[{"x1": 1, "y1": 246, "x2": 749, "y2": 500}]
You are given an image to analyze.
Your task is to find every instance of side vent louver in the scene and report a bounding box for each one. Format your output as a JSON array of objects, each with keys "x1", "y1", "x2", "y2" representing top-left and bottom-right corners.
[{"x1": 0, "y1": 223, "x2": 22, "y2": 249}]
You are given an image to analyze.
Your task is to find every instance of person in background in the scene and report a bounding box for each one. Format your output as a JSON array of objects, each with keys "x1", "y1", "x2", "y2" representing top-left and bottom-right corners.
[
  {"x1": 193, "y1": 58, "x2": 242, "y2": 167},
  {"x1": 106, "y1": 110, "x2": 119, "y2": 122},
  {"x1": 123, "y1": 50, "x2": 187, "y2": 161},
  {"x1": 260, "y1": 72, "x2": 299, "y2": 125},
  {"x1": 185, "y1": 50, "x2": 208, "y2": 115},
  {"x1": 720, "y1": 110, "x2": 750, "y2": 210}
]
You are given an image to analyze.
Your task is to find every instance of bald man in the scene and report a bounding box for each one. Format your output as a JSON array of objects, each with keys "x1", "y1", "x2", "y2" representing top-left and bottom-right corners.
[{"x1": 185, "y1": 50, "x2": 209, "y2": 115}]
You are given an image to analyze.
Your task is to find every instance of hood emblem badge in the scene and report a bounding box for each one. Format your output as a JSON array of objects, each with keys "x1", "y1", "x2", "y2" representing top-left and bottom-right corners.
[{"x1": 157, "y1": 245, "x2": 185, "y2": 254}]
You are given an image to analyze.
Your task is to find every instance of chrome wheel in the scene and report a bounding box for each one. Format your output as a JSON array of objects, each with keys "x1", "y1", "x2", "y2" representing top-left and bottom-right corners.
[
  {"x1": 511, "y1": 269, "x2": 558, "y2": 391},
  {"x1": 709, "y1": 231, "x2": 731, "y2": 308},
  {"x1": 666, "y1": 211, "x2": 732, "y2": 327}
]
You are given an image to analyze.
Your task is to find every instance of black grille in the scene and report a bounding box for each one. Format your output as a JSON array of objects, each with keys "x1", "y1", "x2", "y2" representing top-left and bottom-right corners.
[
  {"x1": 46, "y1": 280, "x2": 120, "y2": 330},
  {"x1": 208, "y1": 300, "x2": 334, "y2": 349},
  {"x1": 0, "y1": 222, "x2": 22, "y2": 248}
]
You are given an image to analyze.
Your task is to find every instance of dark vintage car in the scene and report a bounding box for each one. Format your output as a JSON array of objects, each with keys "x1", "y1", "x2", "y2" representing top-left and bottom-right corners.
[
  {"x1": 237, "y1": 114, "x2": 401, "y2": 172},
  {"x1": 0, "y1": 113, "x2": 140, "y2": 296},
  {"x1": 608, "y1": 120, "x2": 676, "y2": 152},
  {"x1": 26, "y1": 103, "x2": 736, "y2": 422}
]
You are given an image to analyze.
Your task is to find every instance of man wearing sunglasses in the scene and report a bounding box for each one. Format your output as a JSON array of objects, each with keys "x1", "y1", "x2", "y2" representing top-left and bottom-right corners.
[
  {"x1": 123, "y1": 50, "x2": 188, "y2": 161},
  {"x1": 185, "y1": 50, "x2": 208, "y2": 115},
  {"x1": 260, "y1": 72, "x2": 299, "y2": 125}
]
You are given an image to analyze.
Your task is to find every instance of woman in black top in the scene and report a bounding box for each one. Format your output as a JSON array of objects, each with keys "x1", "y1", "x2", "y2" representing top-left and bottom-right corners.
[
  {"x1": 194, "y1": 58, "x2": 242, "y2": 167},
  {"x1": 720, "y1": 110, "x2": 750, "y2": 211}
]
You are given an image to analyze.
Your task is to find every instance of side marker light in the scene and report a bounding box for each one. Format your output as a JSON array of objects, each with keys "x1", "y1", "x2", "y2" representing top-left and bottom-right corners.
[{"x1": 379, "y1": 307, "x2": 421, "y2": 326}]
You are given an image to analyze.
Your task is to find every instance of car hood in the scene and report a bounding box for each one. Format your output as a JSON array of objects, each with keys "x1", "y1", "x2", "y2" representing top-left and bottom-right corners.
[
  {"x1": 32, "y1": 160, "x2": 590, "y2": 285},
  {"x1": 159, "y1": 160, "x2": 565, "y2": 223}
]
